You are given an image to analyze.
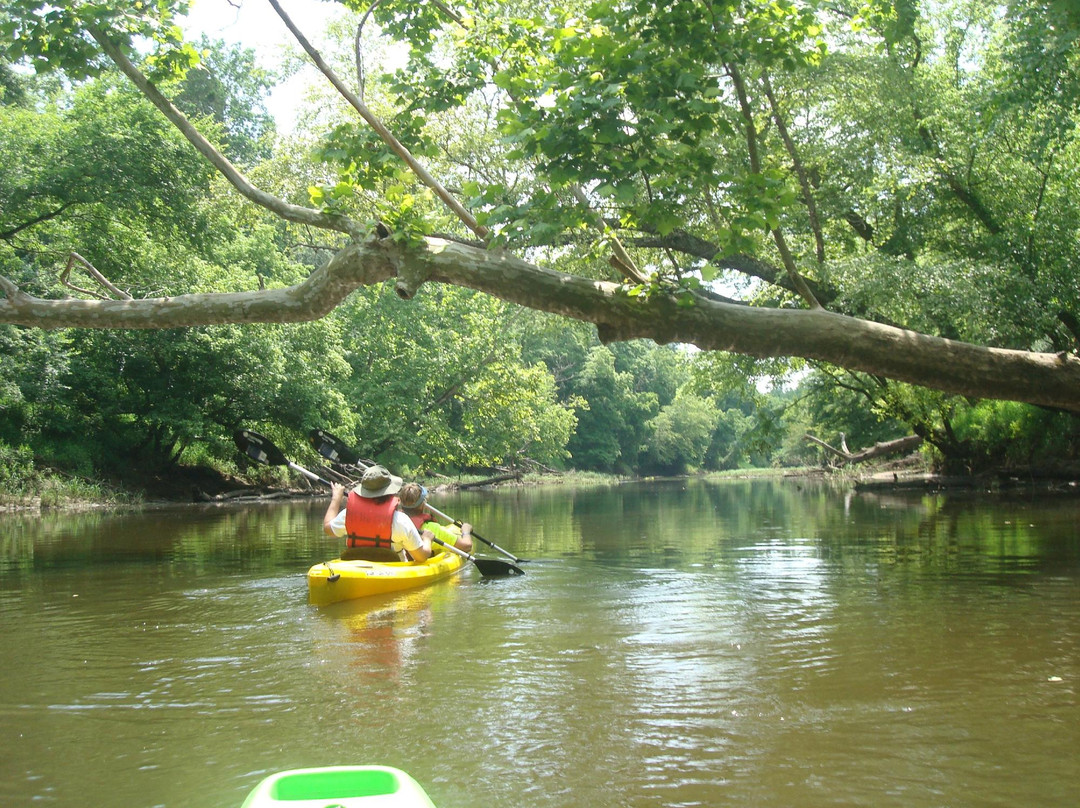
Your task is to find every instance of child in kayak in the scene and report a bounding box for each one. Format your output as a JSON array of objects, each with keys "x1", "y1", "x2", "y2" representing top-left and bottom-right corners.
[{"x1": 398, "y1": 482, "x2": 474, "y2": 555}]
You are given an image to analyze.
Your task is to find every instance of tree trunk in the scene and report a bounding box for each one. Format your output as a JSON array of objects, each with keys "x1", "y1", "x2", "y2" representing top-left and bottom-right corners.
[
  {"x1": 805, "y1": 433, "x2": 924, "y2": 465},
  {"x1": 457, "y1": 472, "x2": 522, "y2": 490}
]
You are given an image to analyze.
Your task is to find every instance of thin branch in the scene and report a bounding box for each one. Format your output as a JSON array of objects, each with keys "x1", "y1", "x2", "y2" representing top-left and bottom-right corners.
[
  {"x1": 629, "y1": 228, "x2": 834, "y2": 305},
  {"x1": 354, "y1": 0, "x2": 387, "y2": 99},
  {"x1": 726, "y1": 63, "x2": 822, "y2": 309},
  {"x1": 1028, "y1": 153, "x2": 1055, "y2": 266},
  {"x1": 396, "y1": 3, "x2": 647, "y2": 285},
  {"x1": 914, "y1": 118, "x2": 1001, "y2": 235},
  {"x1": 569, "y1": 187, "x2": 649, "y2": 285},
  {"x1": 805, "y1": 432, "x2": 848, "y2": 459},
  {"x1": 88, "y1": 26, "x2": 360, "y2": 238},
  {"x1": 0, "y1": 202, "x2": 79, "y2": 241},
  {"x1": 267, "y1": 0, "x2": 488, "y2": 239},
  {"x1": 762, "y1": 71, "x2": 825, "y2": 265},
  {"x1": 430, "y1": 0, "x2": 464, "y2": 25}
]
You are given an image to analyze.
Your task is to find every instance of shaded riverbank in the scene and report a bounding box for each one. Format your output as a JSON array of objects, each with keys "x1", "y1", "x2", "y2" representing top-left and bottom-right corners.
[{"x1": 6, "y1": 453, "x2": 1080, "y2": 516}]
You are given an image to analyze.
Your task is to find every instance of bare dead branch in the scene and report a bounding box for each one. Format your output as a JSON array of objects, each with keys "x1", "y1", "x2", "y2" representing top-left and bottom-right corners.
[
  {"x1": 805, "y1": 433, "x2": 924, "y2": 464},
  {"x1": 60, "y1": 252, "x2": 133, "y2": 300}
]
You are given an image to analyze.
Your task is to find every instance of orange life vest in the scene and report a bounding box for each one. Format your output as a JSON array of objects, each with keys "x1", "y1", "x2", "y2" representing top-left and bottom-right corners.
[
  {"x1": 407, "y1": 511, "x2": 433, "y2": 531},
  {"x1": 344, "y1": 492, "x2": 399, "y2": 550}
]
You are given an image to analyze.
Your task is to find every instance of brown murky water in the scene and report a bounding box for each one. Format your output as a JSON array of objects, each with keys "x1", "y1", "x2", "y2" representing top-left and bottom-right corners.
[{"x1": 1, "y1": 479, "x2": 1078, "y2": 807}]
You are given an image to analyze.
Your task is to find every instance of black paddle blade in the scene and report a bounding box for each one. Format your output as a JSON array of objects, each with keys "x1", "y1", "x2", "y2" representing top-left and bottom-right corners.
[
  {"x1": 473, "y1": 557, "x2": 525, "y2": 577},
  {"x1": 308, "y1": 428, "x2": 361, "y2": 465},
  {"x1": 234, "y1": 429, "x2": 288, "y2": 467},
  {"x1": 470, "y1": 529, "x2": 527, "y2": 563}
]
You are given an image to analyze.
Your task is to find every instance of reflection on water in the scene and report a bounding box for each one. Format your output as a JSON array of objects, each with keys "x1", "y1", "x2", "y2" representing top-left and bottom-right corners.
[
  {"x1": 310, "y1": 581, "x2": 467, "y2": 686},
  {"x1": 1, "y1": 481, "x2": 1078, "y2": 808}
]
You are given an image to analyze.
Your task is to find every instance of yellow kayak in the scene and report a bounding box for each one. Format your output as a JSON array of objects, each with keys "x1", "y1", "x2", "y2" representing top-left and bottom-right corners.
[{"x1": 307, "y1": 550, "x2": 467, "y2": 606}]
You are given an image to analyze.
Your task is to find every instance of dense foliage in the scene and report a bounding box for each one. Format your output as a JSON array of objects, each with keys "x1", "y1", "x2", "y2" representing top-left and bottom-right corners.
[{"x1": 2, "y1": 1, "x2": 1079, "y2": 499}]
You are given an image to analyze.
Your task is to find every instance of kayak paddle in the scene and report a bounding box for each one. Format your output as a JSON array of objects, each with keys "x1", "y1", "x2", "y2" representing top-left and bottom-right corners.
[
  {"x1": 235, "y1": 428, "x2": 327, "y2": 486},
  {"x1": 422, "y1": 502, "x2": 526, "y2": 565},
  {"x1": 427, "y1": 535, "x2": 524, "y2": 576},
  {"x1": 309, "y1": 427, "x2": 366, "y2": 467},
  {"x1": 309, "y1": 427, "x2": 528, "y2": 564},
  {"x1": 234, "y1": 429, "x2": 524, "y2": 577}
]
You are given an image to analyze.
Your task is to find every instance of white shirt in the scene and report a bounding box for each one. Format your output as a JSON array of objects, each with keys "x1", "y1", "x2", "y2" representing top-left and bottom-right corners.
[{"x1": 328, "y1": 506, "x2": 424, "y2": 557}]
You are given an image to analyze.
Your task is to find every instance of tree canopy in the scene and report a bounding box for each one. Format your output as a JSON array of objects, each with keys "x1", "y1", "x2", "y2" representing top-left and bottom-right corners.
[{"x1": 1, "y1": 0, "x2": 1079, "y2": 424}]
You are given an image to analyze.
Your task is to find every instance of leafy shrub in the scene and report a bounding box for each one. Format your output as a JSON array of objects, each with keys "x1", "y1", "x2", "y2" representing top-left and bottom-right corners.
[
  {"x1": 948, "y1": 401, "x2": 1080, "y2": 472},
  {"x1": 0, "y1": 442, "x2": 38, "y2": 499}
]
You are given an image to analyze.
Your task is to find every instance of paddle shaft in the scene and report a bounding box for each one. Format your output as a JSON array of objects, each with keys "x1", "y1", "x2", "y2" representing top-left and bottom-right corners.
[
  {"x1": 428, "y1": 535, "x2": 524, "y2": 576},
  {"x1": 428, "y1": 535, "x2": 473, "y2": 563},
  {"x1": 288, "y1": 461, "x2": 328, "y2": 486},
  {"x1": 423, "y1": 503, "x2": 524, "y2": 564}
]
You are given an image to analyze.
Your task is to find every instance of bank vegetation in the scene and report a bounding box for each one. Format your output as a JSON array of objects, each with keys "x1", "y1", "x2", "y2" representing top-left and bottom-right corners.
[{"x1": 2, "y1": 1, "x2": 1079, "y2": 506}]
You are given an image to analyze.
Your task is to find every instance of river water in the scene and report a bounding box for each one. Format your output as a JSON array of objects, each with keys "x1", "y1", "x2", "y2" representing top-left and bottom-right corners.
[{"x1": 1, "y1": 478, "x2": 1077, "y2": 808}]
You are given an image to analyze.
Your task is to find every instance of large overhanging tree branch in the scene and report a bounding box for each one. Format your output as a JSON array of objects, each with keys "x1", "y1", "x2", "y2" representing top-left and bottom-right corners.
[
  {"x1": 2, "y1": 1, "x2": 1080, "y2": 415},
  {"x1": 4, "y1": 236, "x2": 1080, "y2": 413}
]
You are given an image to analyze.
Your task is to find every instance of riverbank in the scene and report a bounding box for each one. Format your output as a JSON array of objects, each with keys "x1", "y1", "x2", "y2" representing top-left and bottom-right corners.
[
  {"x1": 0, "y1": 463, "x2": 807, "y2": 513},
  {"x1": 5, "y1": 454, "x2": 1080, "y2": 515}
]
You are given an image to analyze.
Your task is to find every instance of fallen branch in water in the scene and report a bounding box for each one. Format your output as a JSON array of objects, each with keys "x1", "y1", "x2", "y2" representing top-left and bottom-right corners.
[{"x1": 805, "y1": 433, "x2": 923, "y2": 466}]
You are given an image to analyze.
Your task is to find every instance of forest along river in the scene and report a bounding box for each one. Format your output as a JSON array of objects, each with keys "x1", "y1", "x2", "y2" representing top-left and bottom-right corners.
[{"x1": 1, "y1": 478, "x2": 1078, "y2": 808}]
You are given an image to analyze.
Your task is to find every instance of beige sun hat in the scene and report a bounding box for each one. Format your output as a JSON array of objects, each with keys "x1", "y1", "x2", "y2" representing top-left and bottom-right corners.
[{"x1": 354, "y1": 465, "x2": 403, "y2": 498}]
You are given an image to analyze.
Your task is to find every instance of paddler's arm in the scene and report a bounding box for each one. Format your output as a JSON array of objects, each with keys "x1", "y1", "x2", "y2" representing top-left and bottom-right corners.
[
  {"x1": 394, "y1": 512, "x2": 431, "y2": 561},
  {"x1": 323, "y1": 482, "x2": 346, "y2": 537},
  {"x1": 457, "y1": 522, "x2": 474, "y2": 554},
  {"x1": 409, "y1": 529, "x2": 432, "y2": 562},
  {"x1": 418, "y1": 529, "x2": 439, "y2": 561}
]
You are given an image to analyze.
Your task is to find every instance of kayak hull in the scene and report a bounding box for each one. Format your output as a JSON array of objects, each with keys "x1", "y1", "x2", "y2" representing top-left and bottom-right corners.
[
  {"x1": 307, "y1": 550, "x2": 466, "y2": 606},
  {"x1": 240, "y1": 765, "x2": 437, "y2": 807}
]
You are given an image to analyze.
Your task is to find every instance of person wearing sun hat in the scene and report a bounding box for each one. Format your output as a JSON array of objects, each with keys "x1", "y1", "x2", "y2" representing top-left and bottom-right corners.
[
  {"x1": 399, "y1": 482, "x2": 474, "y2": 554},
  {"x1": 323, "y1": 465, "x2": 431, "y2": 561}
]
